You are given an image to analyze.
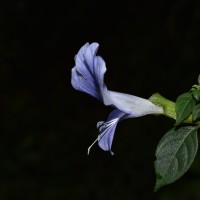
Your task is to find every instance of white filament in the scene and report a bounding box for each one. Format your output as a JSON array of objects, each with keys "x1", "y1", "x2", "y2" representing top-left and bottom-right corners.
[{"x1": 87, "y1": 118, "x2": 118, "y2": 155}]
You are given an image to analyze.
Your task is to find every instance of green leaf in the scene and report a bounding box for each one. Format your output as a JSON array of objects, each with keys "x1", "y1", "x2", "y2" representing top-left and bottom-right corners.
[
  {"x1": 192, "y1": 89, "x2": 200, "y2": 102},
  {"x1": 198, "y1": 75, "x2": 200, "y2": 85},
  {"x1": 154, "y1": 126, "x2": 198, "y2": 191},
  {"x1": 175, "y1": 92, "x2": 196, "y2": 125},
  {"x1": 192, "y1": 104, "x2": 200, "y2": 121}
]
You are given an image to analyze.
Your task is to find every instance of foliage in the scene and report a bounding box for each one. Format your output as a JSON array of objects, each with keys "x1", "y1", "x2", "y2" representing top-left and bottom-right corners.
[{"x1": 153, "y1": 75, "x2": 200, "y2": 191}]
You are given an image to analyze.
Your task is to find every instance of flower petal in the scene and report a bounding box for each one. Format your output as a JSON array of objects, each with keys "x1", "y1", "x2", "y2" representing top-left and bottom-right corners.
[
  {"x1": 71, "y1": 42, "x2": 163, "y2": 116},
  {"x1": 71, "y1": 42, "x2": 107, "y2": 101},
  {"x1": 97, "y1": 109, "x2": 128, "y2": 154},
  {"x1": 102, "y1": 90, "x2": 163, "y2": 117},
  {"x1": 72, "y1": 43, "x2": 165, "y2": 155}
]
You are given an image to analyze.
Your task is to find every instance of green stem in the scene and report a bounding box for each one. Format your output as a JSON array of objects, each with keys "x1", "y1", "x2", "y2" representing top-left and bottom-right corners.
[{"x1": 149, "y1": 93, "x2": 192, "y2": 124}]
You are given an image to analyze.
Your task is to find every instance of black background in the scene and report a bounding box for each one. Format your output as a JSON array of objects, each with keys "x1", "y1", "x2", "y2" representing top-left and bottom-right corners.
[{"x1": 1, "y1": 1, "x2": 200, "y2": 199}]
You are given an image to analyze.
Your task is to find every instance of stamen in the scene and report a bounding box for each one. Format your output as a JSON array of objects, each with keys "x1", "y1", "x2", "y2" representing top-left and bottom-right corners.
[
  {"x1": 97, "y1": 121, "x2": 105, "y2": 129},
  {"x1": 87, "y1": 118, "x2": 118, "y2": 155},
  {"x1": 87, "y1": 137, "x2": 99, "y2": 155}
]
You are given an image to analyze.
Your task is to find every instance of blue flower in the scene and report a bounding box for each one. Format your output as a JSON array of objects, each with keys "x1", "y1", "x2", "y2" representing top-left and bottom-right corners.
[{"x1": 71, "y1": 42, "x2": 163, "y2": 154}]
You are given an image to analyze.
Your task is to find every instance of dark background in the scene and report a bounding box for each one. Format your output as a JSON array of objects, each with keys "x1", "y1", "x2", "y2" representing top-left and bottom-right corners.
[{"x1": 1, "y1": 0, "x2": 200, "y2": 199}]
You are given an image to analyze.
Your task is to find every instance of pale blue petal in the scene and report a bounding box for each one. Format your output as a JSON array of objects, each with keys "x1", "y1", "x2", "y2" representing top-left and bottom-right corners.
[
  {"x1": 71, "y1": 43, "x2": 107, "y2": 101},
  {"x1": 97, "y1": 109, "x2": 128, "y2": 154},
  {"x1": 71, "y1": 43, "x2": 163, "y2": 118},
  {"x1": 71, "y1": 67, "x2": 101, "y2": 99},
  {"x1": 102, "y1": 90, "x2": 163, "y2": 117},
  {"x1": 75, "y1": 43, "x2": 97, "y2": 81}
]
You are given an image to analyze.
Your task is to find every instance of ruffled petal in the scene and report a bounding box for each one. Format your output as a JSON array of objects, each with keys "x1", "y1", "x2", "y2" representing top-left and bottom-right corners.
[
  {"x1": 71, "y1": 42, "x2": 106, "y2": 101},
  {"x1": 97, "y1": 109, "x2": 128, "y2": 154}
]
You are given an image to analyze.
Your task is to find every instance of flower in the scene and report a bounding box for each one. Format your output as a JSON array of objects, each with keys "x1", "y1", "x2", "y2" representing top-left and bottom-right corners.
[{"x1": 71, "y1": 42, "x2": 163, "y2": 154}]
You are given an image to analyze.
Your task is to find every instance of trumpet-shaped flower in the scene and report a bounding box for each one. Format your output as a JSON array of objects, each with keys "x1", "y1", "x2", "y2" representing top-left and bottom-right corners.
[{"x1": 71, "y1": 42, "x2": 163, "y2": 154}]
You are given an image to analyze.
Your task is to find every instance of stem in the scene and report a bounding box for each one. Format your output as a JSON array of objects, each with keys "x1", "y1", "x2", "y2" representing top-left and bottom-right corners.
[{"x1": 149, "y1": 93, "x2": 192, "y2": 124}]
